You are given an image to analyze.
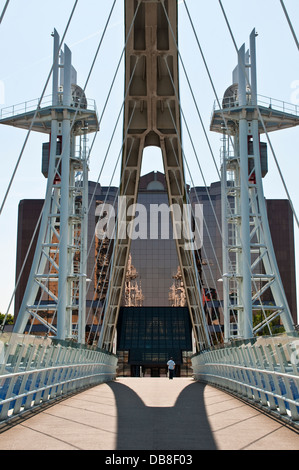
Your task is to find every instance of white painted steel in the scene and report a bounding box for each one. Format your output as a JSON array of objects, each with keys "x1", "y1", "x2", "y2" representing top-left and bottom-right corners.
[
  {"x1": 192, "y1": 336, "x2": 299, "y2": 427},
  {"x1": 214, "y1": 30, "x2": 297, "y2": 341},
  {"x1": 0, "y1": 333, "x2": 117, "y2": 424},
  {"x1": 7, "y1": 30, "x2": 98, "y2": 343},
  {"x1": 57, "y1": 117, "x2": 71, "y2": 341}
]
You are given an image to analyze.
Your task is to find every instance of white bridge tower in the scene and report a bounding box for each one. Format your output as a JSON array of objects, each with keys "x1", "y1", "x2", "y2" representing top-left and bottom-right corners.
[
  {"x1": 0, "y1": 30, "x2": 99, "y2": 343},
  {"x1": 211, "y1": 30, "x2": 299, "y2": 341}
]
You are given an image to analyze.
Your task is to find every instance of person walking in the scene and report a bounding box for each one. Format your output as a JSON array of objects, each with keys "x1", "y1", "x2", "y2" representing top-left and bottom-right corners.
[{"x1": 167, "y1": 357, "x2": 175, "y2": 379}]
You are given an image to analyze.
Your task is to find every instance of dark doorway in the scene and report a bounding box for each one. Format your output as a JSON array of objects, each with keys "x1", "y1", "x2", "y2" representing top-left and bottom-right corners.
[{"x1": 117, "y1": 307, "x2": 192, "y2": 377}]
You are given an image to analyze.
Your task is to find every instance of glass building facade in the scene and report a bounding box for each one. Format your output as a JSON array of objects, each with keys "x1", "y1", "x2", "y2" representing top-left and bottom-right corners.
[
  {"x1": 14, "y1": 172, "x2": 297, "y2": 376},
  {"x1": 117, "y1": 306, "x2": 192, "y2": 377}
]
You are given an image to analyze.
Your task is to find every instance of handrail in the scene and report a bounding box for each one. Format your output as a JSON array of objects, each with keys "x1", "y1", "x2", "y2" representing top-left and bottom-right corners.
[
  {"x1": 0, "y1": 94, "x2": 97, "y2": 121},
  {"x1": 192, "y1": 336, "x2": 299, "y2": 428},
  {"x1": 257, "y1": 94, "x2": 299, "y2": 116},
  {"x1": 0, "y1": 333, "x2": 117, "y2": 424},
  {"x1": 213, "y1": 94, "x2": 299, "y2": 117}
]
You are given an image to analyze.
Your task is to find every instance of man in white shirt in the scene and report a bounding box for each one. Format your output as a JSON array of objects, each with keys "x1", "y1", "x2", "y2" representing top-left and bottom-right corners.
[{"x1": 167, "y1": 357, "x2": 175, "y2": 379}]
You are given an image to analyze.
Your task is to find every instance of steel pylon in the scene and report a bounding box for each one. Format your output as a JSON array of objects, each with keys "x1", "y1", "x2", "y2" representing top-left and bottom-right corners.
[
  {"x1": 99, "y1": 0, "x2": 210, "y2": 352},
  {"x1": 0, "y1": 30, "x2": 99, "y2": 343},
  {"x1": 211, "y1": 29, "x2": 299, "y2": 341}
]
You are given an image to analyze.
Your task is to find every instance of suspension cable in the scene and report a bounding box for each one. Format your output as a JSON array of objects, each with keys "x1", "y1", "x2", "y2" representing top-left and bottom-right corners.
[
  {"x1": 150, "y1": 2, "x2": 224, "y2": 345},
  {"x1": 86, "y1": 117, "x2": 138, "y2": 344},
  {"x1": 162, "y1": 53, "x2": 227, "y2": 340},
  {"x1": 0, "y1": 0, "x2": 10, "y2": 25},
  {"x1": 173, "y1": 2, "x2": 277, "y2": 337},
  {"x1": 0, "y1": 203, "x2": 43, "y2": 331},
  {"x1": 80, "y1": 10, "x2": 143, "y2": 341},
  {"x1": 79, "y1": 77, "x2": 139, "y2": 338},
  {"x1": 183, "y1": 0, "x2": 236, "y2": 156},
  {"x1": 83, "y1": 8, "x2": 144, "y2": 339},
  {"x1": 163, "y1": 2, "x2": 244, "y2": 337},
  {"x1": 280, "y1": 0, "x2": 299, "y2": 52},
  {"x1": 167, "y1": 101, "x2": 224, "y2": 344}
]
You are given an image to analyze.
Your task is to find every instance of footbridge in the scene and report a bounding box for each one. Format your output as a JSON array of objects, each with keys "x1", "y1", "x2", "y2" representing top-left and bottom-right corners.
[
  {"x1": 1, "y1": 0, "x2": 299, "y2": 451},
  {"x1": 0, "y1": 378, "x2": 299, "y2": 451}
]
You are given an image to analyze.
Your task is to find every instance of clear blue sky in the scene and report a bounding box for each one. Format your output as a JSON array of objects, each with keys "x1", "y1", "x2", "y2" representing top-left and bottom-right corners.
[{"x1": 0, "y1": 0, "x2": 298, "y2": 321}]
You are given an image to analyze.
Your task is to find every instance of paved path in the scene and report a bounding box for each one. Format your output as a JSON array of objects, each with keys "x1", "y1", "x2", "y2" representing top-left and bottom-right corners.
[{"x1": 0, "y1": 378, "x2": 299, "y2": 451}]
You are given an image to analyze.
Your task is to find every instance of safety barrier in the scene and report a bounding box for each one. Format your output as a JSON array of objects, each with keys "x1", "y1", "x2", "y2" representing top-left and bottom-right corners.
[
  {"x1": 192, "y1": 335, "x2": 299, "y2": 428},
  {"x1": 0, "y1": 94, "x2": 97, "y2": 120},
  {"x1": 0, "y1": 333, "x2": 117, "y2": 425},
  {"x1": 216, "y1": 93, "x2": 299, "y2": 116}
]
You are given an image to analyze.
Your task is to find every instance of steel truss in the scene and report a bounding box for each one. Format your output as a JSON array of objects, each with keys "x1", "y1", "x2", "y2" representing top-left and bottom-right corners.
[
  {"x1": 211, "y1": 30, "x2": 299, "y2": 341},
  {"x1": 1, "y1": 30, "x2": 99, "y2": 343}
]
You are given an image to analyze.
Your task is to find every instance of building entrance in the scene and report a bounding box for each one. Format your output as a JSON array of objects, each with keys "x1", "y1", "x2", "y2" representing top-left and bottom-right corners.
[
  {"x1": 117, "y1": 306, "x2": 192, "y2": 377},
  {"x1": 130, "y1": 365, "x2": 180, "y2": 378}
]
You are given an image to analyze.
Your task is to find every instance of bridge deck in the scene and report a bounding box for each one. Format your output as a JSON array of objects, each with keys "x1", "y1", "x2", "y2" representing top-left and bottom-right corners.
[{"x1": 0, "y1": 378, "x2": 299, "y2": 451}]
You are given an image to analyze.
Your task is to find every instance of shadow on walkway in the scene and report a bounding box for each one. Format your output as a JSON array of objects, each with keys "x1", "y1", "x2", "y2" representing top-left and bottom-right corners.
[{"x1": 107, "y1": 381, "x2": 217, "y2": 450}]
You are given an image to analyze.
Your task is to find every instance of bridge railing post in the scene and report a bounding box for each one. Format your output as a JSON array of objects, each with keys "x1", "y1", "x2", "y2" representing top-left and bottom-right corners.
[
  {"x1": 0, "y1": 334, "x2": 117, "y2": 425},
  {"x1": 192, "y1": 337, "x2": 299, "y2": 428}
]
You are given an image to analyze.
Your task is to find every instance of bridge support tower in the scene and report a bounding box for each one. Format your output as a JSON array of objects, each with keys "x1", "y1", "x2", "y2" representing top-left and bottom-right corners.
[
  {"x1": 0, "y1": 30, "x2": 99, "y2": 343},
  {"x1": 211, "y1": 29, "x2": 299, "y2": 341}
]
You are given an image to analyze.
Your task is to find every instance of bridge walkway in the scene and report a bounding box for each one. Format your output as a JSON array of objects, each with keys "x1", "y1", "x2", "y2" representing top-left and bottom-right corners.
[{"x1": 0, "y1": 378, "x2": 299, "y2": 451}]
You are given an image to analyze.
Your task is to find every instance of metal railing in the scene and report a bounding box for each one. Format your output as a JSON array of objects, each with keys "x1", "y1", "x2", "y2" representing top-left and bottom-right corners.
[
  {"x1": 257, "y1": 94, "x2": 299, "y2": 116},
  {"x1": 213, "y1": 94, "x2": 299, "y2": 117},
  {"x1": 192, "y1": 335, "x2": 299, "y2": 428},
  {"x1": 0, "y1": 333, "x2": 117, "y2": 425},
  {"x1": 0, "y1": 94, "x2": 98, "y2": 121}
]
